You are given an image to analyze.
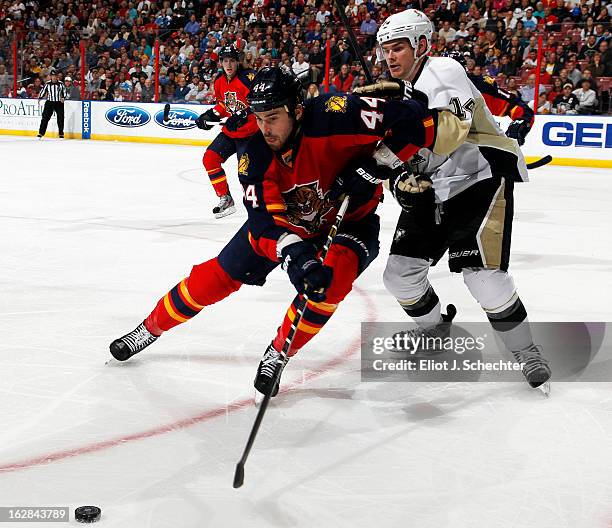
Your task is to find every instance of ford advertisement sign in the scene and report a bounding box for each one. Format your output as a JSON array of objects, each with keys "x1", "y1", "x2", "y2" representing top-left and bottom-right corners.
[
  {"x1": 154, "y1": 107, "x2": 199, "y2": 130},
  {"x1": 105, "y1": 106, "x2": 151, "y2": 127}
]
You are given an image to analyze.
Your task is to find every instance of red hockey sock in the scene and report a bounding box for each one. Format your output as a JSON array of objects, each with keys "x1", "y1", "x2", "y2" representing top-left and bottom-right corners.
[
  {"x1": 203, "y1": 149, "x2": 229, "y2": 197},
  {"x1": 273, "y1": 246, "x2": 360, "y2": 356},
  {"x1": 145, "y1": 257, "x2": 242, "y2": 335}
]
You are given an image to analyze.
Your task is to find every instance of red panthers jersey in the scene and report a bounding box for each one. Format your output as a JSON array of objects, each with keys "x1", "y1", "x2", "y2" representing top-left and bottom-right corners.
[
  {"x1": 237, "y1": 94, "x2": 438, "y2": 261},
  {"x1": 213, "y1": 68, "x2": 259, "y2": 138},
  {"x1": 469, "y1": 74, "x2": 535, "y2": 125}
]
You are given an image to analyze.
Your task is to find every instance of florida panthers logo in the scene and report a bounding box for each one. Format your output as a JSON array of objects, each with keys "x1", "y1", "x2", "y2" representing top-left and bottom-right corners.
[
  {"x1": 224, "y1": 91, "x2": 247, "y2": 114},
  {"x1": 283, "y1": 181, "x2": 334, "y2": 234}
]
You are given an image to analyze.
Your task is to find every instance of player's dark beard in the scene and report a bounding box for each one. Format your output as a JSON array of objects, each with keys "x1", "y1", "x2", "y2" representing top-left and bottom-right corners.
[{"x1": 273, "y1": 120, "x2": 301, "y2": 156}]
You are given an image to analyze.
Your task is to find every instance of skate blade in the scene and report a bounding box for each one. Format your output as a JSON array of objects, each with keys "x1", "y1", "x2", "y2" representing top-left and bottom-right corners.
[
  {"x1": 537, "y1": 381, "x2": 551, "y2": 397},
  {"x1": 214, "y1": 206, "x2": 236, "y2": 219}
]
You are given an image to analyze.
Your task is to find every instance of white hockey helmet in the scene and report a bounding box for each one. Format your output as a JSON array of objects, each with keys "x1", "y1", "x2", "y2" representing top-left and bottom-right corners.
[{"x1": 376, "y1": 9, "x2": 434, "y2": 62}]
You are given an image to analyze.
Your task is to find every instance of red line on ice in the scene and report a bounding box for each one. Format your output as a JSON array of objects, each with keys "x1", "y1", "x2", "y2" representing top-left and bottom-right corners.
[{"x1": 0, "y1": 286, "x2": 376, "y2": 473}]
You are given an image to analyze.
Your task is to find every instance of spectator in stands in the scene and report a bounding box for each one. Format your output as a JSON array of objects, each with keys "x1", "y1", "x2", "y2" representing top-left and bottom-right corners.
[
  {"x1": 581, "y1": 69, "x2": 599, "y2": 93},
  {"x1": 184, "y1": 14, "x2": 200, "y2": 35},
  {"x1": 553, "y1": 83, "x2": 579, "y2": 114},
  {"x1": 565, "y1": 59, "x2": 584, "y2": 86},
  {"x1": 308, "y1": 40, "x2": 325, "y2": 84},
  {"x1": 0, "y1": 64, "x2": 10, "y2": 97},
  {"x1": 548, "y1": 77, "x2": 564, "y2": 102},
  {"x1": 292, "y1": 51, "x2": 311, "y2": 84},
  {"x1": 439, "y1": 20, "x2": 457, "y2": 42},
  {"x1": 86, "y1": 69, "x2": 102, "y2": 95},
  {"x1": 520, "y1": 73, "x2": 546, "y2": 104},
  {"x1": 522, "y1": 7, "x2": 538, "y2": 30},
  {"x1": 185, "y1": 79, "x2": 208, "y2": 103},
  {"x1": 332, "y1": 63, "x2": 354, "y2": 93},
  {"x1": 531, "y1": 92, "x2": 552, "y2": 114},
  {"x1": 99, "y1": 77, "x2": 115, "y2": 101},
  {"x1": 173, "y1": 75, "x2": 189, "y2": 103},
  {"x1": 579, "y1": 35, "x2": 600, "y2": 60},
  {"x1": 587, "y1": 52, "x2": 604, "y2": 80},
  {"x1": 573, "y1": 79, "x2": 598, "y2": 114},
  {"x1": 64, "y1": 76, "x2": 80, "y2": 100},
  {"x1": 139, "y1": 79, "x2": 155, "y2": 102},
  {"x1": 360, "y1": 13, "x2": 378, "y2": 49}
]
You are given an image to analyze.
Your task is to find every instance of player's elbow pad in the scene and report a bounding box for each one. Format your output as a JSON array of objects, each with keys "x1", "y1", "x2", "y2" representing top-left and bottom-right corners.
[{"x1": 433, "y1": 110, "x2": 471, "y2": 156}]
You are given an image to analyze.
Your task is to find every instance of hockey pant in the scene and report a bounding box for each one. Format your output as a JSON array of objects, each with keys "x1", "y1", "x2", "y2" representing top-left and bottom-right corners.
[
  {"x1": 144, "y1": 216, "x2": 380, "y2": 355},
  {"x1": 39, "y1": 101, "x2": 64, "y2": 136}
]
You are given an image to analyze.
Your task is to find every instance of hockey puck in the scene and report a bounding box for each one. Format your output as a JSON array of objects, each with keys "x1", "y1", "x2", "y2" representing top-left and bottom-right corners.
[{"x1": 75, "y1": 506, "x2": 101, "y2": 523}]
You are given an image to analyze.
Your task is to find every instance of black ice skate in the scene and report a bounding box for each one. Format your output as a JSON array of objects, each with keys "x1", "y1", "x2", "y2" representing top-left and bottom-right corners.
[
  {"x1": 512, "y1": 344, "x2": 551, "y2": 394},
  {"x1": 390, "y1": 304, "x2": 457, "y2": 355},
  {"x1": 213, "y1": 194, "x2": 236, "y2": 218},
  {"x1": 110, "y1": 322, "x2": 158, "y2": 361},
  {"x1": 254, "y1": 343, "x2": 288, "y2": 397}
]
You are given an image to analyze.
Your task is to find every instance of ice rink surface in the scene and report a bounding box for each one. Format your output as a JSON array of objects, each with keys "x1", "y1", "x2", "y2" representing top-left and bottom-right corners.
[{"x1": 2, "y1": 136, "x2": 612, "y2": 527}]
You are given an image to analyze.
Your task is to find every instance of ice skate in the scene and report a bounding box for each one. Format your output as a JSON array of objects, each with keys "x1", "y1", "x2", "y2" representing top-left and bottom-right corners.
[
  {"x1": 110, "y1": 322, "x2": 158, "y2": 361},
  {"x1": 213, "y1": 194, "x2": 236, "y2": 218},
  {"x1": 390, "y1": 304, "x2": 457, "y2": 355},
  {"x1": 254, "y1": 342, "x2": 288, "y2": 397},
  {"x1": 512, "y1": 344, "x2": 551, "y2": 395}
]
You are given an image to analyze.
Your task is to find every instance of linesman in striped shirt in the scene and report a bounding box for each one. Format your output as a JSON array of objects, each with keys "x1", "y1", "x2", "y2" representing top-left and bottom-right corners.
[{"x1": 38, "y1": 69, "x2": 67, "y2": 139}]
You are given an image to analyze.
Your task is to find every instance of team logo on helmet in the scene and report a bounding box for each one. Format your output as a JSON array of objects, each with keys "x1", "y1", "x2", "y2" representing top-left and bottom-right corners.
[
  {"x1": 238, "y1": 154, "x2": 250, "y2": 176},
  {"x1": 283, "y1": 181, "x2": 334, "y2": 234},
  {"x1": 325, "y1": 96, "x2": 348, "y2": 113}
]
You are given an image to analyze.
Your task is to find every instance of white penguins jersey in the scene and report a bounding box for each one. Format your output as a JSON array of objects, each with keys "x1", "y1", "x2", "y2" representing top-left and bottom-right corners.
[{"x1": 409, "y1": 56, "x2": 528, "y2": 202}]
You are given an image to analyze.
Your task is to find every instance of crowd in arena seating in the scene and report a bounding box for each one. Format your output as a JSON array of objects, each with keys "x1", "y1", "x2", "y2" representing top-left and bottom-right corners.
[{"x1": 0, "y1": 0, "x2": 610, "y2": 114}]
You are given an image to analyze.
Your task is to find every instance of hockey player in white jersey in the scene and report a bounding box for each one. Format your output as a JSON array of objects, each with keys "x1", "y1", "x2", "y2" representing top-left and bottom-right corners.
[{"x1": 356, "y1": 9, "x2": 551, "y2": 392}]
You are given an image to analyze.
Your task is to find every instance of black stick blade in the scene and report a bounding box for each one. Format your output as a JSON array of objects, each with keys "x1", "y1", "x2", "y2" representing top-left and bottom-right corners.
[
  {"x1": 527, "y1": 155, "x2": 552, "y2": 170},
  {"x1": 163, "y1": 103, "x2": 170, "y2": 123},
  {"x1": 233, "y1": 462, "x2": 245, "y2": 488}
]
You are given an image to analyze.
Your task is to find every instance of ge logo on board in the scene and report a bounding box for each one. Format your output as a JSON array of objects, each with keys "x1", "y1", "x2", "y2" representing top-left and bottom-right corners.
[{"x1": 105, "y1": 106, "x2": 151, "y2": 127}]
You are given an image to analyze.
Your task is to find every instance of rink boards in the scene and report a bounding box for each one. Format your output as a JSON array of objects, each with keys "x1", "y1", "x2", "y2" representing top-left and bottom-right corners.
[{"x1": 0, "y1": 97, "x2": 610, "y2": 168}]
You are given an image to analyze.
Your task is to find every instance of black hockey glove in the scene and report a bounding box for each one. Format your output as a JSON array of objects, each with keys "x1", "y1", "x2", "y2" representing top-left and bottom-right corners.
[
  {"x1": 353, "y1": 79, "x2": 414, "y2": 100},
  {"x1": 329, "y1": 158, "x2": 390, "y2": 211},
  {"x1": 224, "y1": 108, "x2": 250, "y2": 132},
  {"x1": 390, "y1": 169, "x2": 436, "y2": 225},
  {"x1": 506, "y1": 118, "x2": 531, "y2": 146},
  {"x1": 195, "y1": 108, "x2": 221, "y2": 130},
  {"x1": 281, "y1": 241, "x2": 333, "y2": 302}
]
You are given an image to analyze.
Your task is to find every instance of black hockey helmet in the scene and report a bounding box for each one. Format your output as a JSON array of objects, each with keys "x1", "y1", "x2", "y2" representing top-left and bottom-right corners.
[
  {"x1": 218, "y1": 44, "x2": 240, "y2": 61},
  {"x1": 247, "y1": 67, "x2": 303, "y2": 114}
]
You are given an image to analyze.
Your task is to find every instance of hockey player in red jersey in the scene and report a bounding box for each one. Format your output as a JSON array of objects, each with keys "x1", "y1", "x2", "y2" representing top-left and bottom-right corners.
[
  {"x1": 110, "y1": 67, "x2": 438, "y2": 397},
  {"x1": 196, "y1": 45, "x2": 259, "y2": 218}
]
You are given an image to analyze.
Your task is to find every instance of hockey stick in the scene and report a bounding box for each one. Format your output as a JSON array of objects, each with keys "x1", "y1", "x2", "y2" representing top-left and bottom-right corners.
[
  {"x1": 233, "y1": 195, "x2": 351, "y2": 489},
  {"x1": 163, "y1": 102, "x2": 226, "y2": 128},
  {"x1": 526, "y1": 155, "x2": 552, "y2": 169},
  {"x1": 333, "y1": 0, "x2": 374, "y2": 83}
]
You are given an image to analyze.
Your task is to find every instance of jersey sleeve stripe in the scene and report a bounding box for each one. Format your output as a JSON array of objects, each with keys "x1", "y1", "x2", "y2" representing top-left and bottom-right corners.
[
  {"x1": 423, "y1": 116, "x2": 435, "y2": 147},
  {"x1": 272, "y1": 215, "x2": 292, "y2": 228},
  {"x1": 266, "y1": 203, "x2": 286, "y2": 213}
]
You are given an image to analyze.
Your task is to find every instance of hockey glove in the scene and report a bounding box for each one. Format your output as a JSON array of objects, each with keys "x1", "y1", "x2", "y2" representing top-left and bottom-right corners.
[
  {"x1": 505, "y1": 118, "x2": 531, "y2": 146},
  {"x1": 281, "y1": 241, "x2": 333, "y2": 302},
  {"x1": 195, "y1": 108, "x2": 221, "y2": 130},
  {"x1": 390, "y1": 169, "x2": 436, "y2": 225},
  {"x1": 224, "y1": 108, "x2": 250, "y2": 132},
  {"x1": 329, "y1": 158, "x2": 390, "y2": 211},
  {"x1": 353, "y1": 79, "x2": 413, "y2": 100}
]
